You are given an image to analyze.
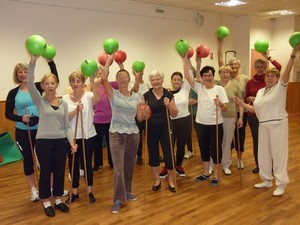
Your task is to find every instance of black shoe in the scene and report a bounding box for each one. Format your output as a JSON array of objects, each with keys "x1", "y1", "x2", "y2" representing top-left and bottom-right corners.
[
  {"x1": 54, "y1": 203, "x2": 69, "y2": 213},
  {"x1": 169, "y1": 185, "x2": 176, "y2": 193},
  {"x1": 65, "y1": 193, "x2": 79, "y2": 204},
  {"x1": 88, "y1": 193, "x2": 96, "y2": 204},
  {"x1": 152, "y1": 182, "x2": 161, "y2": 191},
  {"x1": 44, "y1": 206, "x2": 55, "y2": 217},
  {"x1": 253, "y1": 167, "x2": 259, "y2": 174},
  {"x1": 93, "y1": 166, "x2": 99, "y2": 172}
]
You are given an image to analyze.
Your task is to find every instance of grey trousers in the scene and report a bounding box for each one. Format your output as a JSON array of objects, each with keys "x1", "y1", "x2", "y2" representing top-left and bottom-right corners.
[{"x1": 109, "y1": 132, "x2": 139, "y2": 203}]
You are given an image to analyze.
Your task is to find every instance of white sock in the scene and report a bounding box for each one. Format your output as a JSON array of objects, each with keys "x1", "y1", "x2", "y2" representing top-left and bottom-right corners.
[
  {"x1": 43, "y1": 201, "x2": 51, "y2": 208},
  {"x1": 55, "y1": 198, "x2": 62, "y2": 205}
]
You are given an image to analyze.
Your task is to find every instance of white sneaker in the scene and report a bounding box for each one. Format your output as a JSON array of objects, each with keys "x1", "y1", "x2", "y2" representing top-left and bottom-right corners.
[
  {"x1": 80, "y1": 169, "x2": 84, "y2": 177},
  {"x1": 237, "y1": 160, "x2": 244, "y2": 169},
  {"x1": 31, "y1": 187, "x2": 40, "y2": 202},
  {"x1": 223, "y1": 167, "x2": 231, "y2": 175},
  {"x1": 62, "y1": 190, "x2": 69, "y2": 197},
  {"x1": 209, "y1": 164, "x2": 214, "y2": 175},
  {"x1": 184, "y1": 151, "x2": 194, "y2": 159},
  {"x1": 51, "y1": 189, "x2": 69, "y2": 196},
  {"x1": 254, "y1": 181, "x2": 272, "y2": 188},
  {"x1": 273, "y1": 185, "x2": 285, "y2": 196}
]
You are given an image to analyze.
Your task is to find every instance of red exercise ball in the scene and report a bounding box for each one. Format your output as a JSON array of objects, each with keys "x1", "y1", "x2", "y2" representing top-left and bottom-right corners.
[
  {"x1": 196, "y1": 44, "x2": 210, "y2": 58},
  {"x1": 114, "y1": 50, "x2": 127, "y2": 63},
  {"x1": 187, "y1": 47, "x2": 194, "y2": 58},
  {"x1": 98, "y1": 52, "x2": 113, "y2": 66}
]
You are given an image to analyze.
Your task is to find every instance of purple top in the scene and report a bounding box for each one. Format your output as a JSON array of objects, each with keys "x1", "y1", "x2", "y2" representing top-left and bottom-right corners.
[{"x1": 93, "y1": 81, "x2": 118, "y2": 124}]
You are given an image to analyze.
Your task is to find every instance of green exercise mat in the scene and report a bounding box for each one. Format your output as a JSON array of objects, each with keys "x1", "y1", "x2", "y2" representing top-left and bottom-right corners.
[{"x1": 0, "y1": 132, "x2": 23, "y2": 166}]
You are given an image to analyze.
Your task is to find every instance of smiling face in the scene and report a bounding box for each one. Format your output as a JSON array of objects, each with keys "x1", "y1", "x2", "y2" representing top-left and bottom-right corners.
[
  {"x1": 219, "y1": 66, "x2": 232, "y2": 83},
  {"x1": 150, "y1": 75, "x2": 163, "y2": 89},
  {"x1": 254, "y1": 59, "x2": 267, "y2": 76},
  {"x1": 16, "y1": 68, "x2": 28, "y2": 83},
  {"x1": 116, "y1": 70, "x2": 130, "y2": 88},
  {"x1": 171, "y1": 73, "x2": 183, "y2": 90},
  {"x1": 228, "y1": 58, "x2": 240, "y2": 76}
]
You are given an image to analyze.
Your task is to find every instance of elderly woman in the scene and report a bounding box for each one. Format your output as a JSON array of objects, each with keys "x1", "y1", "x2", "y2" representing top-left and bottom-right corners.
[
  {"x1": 215, "y1": 66, "x2": 243, "y2": 175},
  {"x1": 234, "y1": 46, "x2": 299, "y2": 196},
  {"x1": 245, "y1": 54, "x2": 281, "y2": 174},
  {"x1": 183, "y1": 55, "x2": 228, "y2": 186},
  {"x1": 218, "y1": 39, "x2": 248, "y2": 170},
  {"x1": 142, "y1": 69, "x2": 178, "y2": 193}
]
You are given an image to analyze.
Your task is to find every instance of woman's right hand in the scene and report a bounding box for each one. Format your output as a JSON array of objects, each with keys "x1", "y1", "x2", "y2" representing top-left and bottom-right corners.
[{"x1": 22, "y1": 115, "x2": 31, "y2": 123}]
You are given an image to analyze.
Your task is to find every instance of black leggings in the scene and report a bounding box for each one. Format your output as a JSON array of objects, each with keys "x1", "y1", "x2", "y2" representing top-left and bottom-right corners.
[
  {"x1": 16, "y1": 128, "x2": 37, "y2": 176},
  {"x1": 67, "y1": 137, "x2": 95, "y2": 187},
  {"x1": 172, "y1": 115, "x2": 191, "y2": 166}
]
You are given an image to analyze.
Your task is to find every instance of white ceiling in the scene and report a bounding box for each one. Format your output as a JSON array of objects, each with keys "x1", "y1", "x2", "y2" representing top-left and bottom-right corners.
[{"x1": 126, "y1": 0, "x2": 300, "y2": 19}]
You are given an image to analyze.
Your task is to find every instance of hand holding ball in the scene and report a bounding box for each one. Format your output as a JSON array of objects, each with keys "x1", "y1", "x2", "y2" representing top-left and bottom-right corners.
[
  {"x1": 254, "y1": 39, "x2": 269, "y2": 53},
  {"x1": 98, "y1": 52, "x2": 113, "y2": 66},
  {"x1": 196, "y1": 45, "x2": 210, "y2": 58},
  {"x1": 114, "y1": 50, "x2": 127, "y2": 63},
  {"x1": 289, "y1": 32, "x2": 300, "y2": 48},
  {"x1": 216, "y1": 26, "x2": 230, "y2": 39},
  {"x1": 175, "y1": 39, "x2": 189, "y2": 55},
  {"x1": 81, "y1": 59, "x2": 98, "y2": 77},
  {"x1": 103, "y1": 38, "x2": 119, "y2": 54},
  {"x1": 42, "y1": 43, "x2": 56, "y2": 60},
  {"x1": 132, "y1": 60, "x2": 145, "y2": 72},
  {"x1": 187, "y1": 47, "x2": 194, "y2": 58},
  {"x1": 25, "y1": 35, "x2": 47, "y2": 56}
]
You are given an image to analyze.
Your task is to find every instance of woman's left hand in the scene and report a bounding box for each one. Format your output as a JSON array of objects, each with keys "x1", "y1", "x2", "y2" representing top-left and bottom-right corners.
[{"x1": 70, "y1": 143, "x2": 78, "y2": 154}]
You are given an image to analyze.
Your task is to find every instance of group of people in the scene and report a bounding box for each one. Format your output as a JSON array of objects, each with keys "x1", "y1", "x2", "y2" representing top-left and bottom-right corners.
[{"x1": 5, "y1": 42, "x2": 299, "y2": 216}]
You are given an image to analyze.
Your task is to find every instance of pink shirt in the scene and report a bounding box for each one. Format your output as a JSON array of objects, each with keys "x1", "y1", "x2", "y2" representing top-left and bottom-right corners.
[{"x1": 93, "y1": 81, "x2": 118, "y2": 124}]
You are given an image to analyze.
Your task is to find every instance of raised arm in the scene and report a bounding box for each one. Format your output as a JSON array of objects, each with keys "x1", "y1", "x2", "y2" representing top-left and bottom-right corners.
[
  {"x1": 131, "y1": 69, "x2": 142, "y2": 93},
  {"x1": 101, "y1": 54, "x2": 114, "y2": 99},
  {"x1": 90, "y1": 75, "x2": 100, "y2": 105},
  {"x1": 181, "y1": 54, "x2": 195, "y2": 88},
  {"x1": 260, "y1": 52, "x2": 282, "y2": 71},
  {"x1": 281, "y1": 46, "x2": 300, "y2": 84},
  {"x1": 27, "y1": 55, "x2": 42, "y2": 105},
  {"x1": 217, "y1": 38, "x2": 225, "y2": 67}
]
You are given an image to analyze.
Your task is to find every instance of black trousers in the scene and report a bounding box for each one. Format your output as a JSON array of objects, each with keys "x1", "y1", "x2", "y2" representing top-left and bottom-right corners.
[{"x1": 35, "y1": 138, "x2": 67, "y2": 199}]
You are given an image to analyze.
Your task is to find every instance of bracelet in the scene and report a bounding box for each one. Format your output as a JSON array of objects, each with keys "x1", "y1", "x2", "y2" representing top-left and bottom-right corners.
[
  {"x1": 267, "y1": 56, "x2": 271, "y2": 60},
  {"x1": 291, "y1": 54, "x2": 296, "y2": 59}
]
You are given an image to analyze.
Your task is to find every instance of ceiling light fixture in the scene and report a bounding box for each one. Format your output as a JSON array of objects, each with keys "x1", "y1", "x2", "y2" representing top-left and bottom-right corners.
[
  {"x1": 269, "y1": 10, "x2": 294, "y2": 16},
  {"x1": 215, "y1": 0, "x2": 246, "y2": 7}
]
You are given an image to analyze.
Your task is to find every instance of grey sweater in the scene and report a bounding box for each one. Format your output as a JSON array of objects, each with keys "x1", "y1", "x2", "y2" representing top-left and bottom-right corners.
[{"x1": 27, "y1": 62, "x2": 73, "y2": 143}]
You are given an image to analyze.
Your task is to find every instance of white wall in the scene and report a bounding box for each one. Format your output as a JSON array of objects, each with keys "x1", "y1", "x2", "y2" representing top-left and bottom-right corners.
[{"x1": 0, "y1": 0, "x2": 298, "y2": 100}]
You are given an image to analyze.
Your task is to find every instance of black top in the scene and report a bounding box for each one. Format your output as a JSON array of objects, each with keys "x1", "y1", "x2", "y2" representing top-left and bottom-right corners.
[
  {"x1": 143, "y1": 88, "x2": 173, "y2": 132},
  {"x1": 5, "y1": 61, "x2": 58, "y2": 123}
]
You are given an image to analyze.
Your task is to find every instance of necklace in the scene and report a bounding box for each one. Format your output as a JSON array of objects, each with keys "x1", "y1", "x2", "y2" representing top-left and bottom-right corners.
[{"x1": 263, "y1": 86, "x2": 272, "y2": 96}]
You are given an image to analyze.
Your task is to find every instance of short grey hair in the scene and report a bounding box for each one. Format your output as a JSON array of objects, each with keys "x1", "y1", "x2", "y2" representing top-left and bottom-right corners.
[{"x1": 149, "y1": 69, "x2": 164, "y2": 81}]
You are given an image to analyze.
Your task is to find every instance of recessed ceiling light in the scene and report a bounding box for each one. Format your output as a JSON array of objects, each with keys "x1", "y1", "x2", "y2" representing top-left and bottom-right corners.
[
  {"x1": 269, "y1": 10, "x2": 294, "y2": 15},
  {"x1": 215, "y1": 0, "x2": 246, "y2": 7}
]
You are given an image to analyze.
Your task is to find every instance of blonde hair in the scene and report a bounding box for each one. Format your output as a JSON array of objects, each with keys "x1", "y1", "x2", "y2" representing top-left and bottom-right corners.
[
  {"x1": 68, "y1": 70, "x2": 86, "y2": 84},
  {"x1": 219, "y1": 65, "x2": 232, "y2": 74},
  {"x1": 265, "y1": 68, "x2": 280, "y2": 78},
  {"x1": 13, "y1": 63, "x2": 28, "y2": 84},
  {"x1": 41, "y1": 73, "x2": 59, "y2": 84}
]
